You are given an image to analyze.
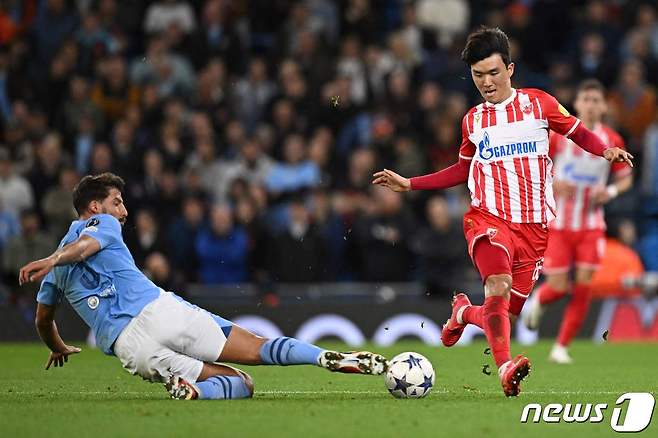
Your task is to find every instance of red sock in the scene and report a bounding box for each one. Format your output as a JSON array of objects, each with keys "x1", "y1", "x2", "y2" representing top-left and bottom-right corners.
[
  {"x1": 483, "y1": 296, "x2": 511, "y2": 368},
  {"x1": 557, "y1": 283, "x2": 592, "y2": 346},
  {"x1": 461, "y1": 305, "x2": 484, "y2": 329},
  {"x1": 538, "y1": 283, "x2": 568, "y2": 306}
]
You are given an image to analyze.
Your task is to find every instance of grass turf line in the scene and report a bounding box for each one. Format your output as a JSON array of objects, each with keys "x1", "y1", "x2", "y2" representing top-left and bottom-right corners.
[{"x1": 1, "y1": 340, "x2": 656, "y2": 438}]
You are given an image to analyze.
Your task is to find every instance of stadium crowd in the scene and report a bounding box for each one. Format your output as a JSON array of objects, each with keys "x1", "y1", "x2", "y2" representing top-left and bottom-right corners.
[{"x1": 0, "y1": 0, "x2": 657, "y2": 311}]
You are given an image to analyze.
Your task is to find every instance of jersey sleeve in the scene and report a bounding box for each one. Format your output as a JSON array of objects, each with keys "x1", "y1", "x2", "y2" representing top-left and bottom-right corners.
[
  {"x1": 80, "y1": 214, "x2": 122, "y2": 249},
  {"x1": 458, "y1": 114, "x2": 476, "y2": 161},
  {"x1": 538, "y1": 91, "x2": 581, "y2": 137},
  {"x1": 36, "y1": 271, "x2": 63, "y2": 305}
]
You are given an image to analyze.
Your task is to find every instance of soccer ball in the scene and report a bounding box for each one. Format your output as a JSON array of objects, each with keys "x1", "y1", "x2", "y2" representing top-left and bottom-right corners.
[{"x1": 385, "y1": 352, "x2": 435, "y2": 398}]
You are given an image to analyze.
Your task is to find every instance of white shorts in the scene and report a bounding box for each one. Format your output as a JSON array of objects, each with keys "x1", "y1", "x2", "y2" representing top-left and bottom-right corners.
[{"x1": 113, "y1": 292, "x2": 232, "y2": 383}]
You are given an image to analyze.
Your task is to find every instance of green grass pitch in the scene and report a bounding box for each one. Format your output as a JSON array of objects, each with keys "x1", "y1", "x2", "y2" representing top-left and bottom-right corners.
[{"x1": 1, "y1": 340, "x2": 657, "y2": 438}]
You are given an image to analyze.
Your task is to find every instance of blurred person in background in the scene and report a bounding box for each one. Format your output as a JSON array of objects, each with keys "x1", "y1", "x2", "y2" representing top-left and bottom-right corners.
[
  {"x1": 0, "y1": 146, "x2": 33, "y2": 217},
  {"x1": 2, "y1": 208, "x2": 53, "y2": 319},
  {"x1": 167, "y1": 194, "x2": 205, "y2": 282},
  {"x1": 607, "y1": 59, "x2": 656, "y2": 148},
  {"x1": 41, "y1": 166, "x2": 78, "y2": 238},
  {"x1": 351, "y1": 185, "x2": 415, "y2": 282},
  {"x1": 195, "y1": 203, "x2": 248, "y2": 284},
  {"x1": 524, "y1": 80, "x2": 633, "y2": 364},
  {"x1": 125, "y1": 207, "x2": 168, "y2": 269},
  {"x1": 267, "y1": 197, "x2": 328, "y2": 283},
  {"x1": 411, "y1": 195, "x2": 471, "y2": 297}
]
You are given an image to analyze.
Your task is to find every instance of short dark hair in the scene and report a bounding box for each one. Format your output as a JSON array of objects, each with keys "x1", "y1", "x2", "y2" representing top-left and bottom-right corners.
[
  {"x1": 72, "y1": 172, "x2": 125, "y2": 215},
  {"x1": 576, "y1": 78, "x2": 606, "y2": 96},
  {"x1": 461, "y1": 27, "x2": 511, "y2": 66}
]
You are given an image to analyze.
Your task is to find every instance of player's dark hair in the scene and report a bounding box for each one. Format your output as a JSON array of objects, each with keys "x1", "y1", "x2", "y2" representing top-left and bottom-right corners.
[
  {"x1": 461, "y1": 27, "x2": 511, "y2": 66},
  {"x1": 72, "y1": 172, "x2": 125, "y2": 215},
  {"x1": 576, "y1": 78, "x2": 606, "y2": 96}
]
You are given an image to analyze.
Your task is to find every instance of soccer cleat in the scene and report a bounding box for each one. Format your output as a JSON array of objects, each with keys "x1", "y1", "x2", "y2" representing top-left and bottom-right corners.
[
  {"x1": 165, "y1": 375, "x2": 199, "y2": 400},
  {"x1": 499, "y1": 354, "x2": 531, "y2": 397},
  {"x1": 441, "y1": 292, "x2": 472, "y2": 347},
  {"x1": 523, "y1": 294, "x2": 544, "y2": 331},
  {"x1": 548, "y1": 343, "x2": 573, "y2": 364},
  {"x1": 318, "y1": 351, "x2": 388, "y2": 375}
]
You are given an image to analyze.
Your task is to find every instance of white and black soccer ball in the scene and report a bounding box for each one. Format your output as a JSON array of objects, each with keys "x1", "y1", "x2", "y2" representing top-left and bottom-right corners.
[{"x1": 385, "y1": 352, "x2": 435, "y2": 399}]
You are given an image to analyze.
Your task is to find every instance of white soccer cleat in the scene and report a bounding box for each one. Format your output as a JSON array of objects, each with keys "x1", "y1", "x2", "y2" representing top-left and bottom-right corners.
[
  {"x1": 318, "y1": 351, "x2": 389, "y2": 375},
  {"x1": 523, "y1": 294, "x2": 544, "y2": 331},
  {"x1": 165, "y1": 375, "x2": 199, "y2": 400},
  {"x1": 548, "y1": 344, "x2": 573, "y2": 364}
]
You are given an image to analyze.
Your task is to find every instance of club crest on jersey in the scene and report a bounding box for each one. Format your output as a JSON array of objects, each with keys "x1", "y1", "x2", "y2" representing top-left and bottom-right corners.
[
  {"x1": 87, "y1": 296, "x2": 99, "y2": 310},
  {"x1": 487, "y1": 228, "x2": 498, "y2": 238},
  {"x1": 521, "y1": 101, "x2": 533, "y2": 115},
  {"x1": 478, "y1": 131, "x2": 538, "y2": 160}
]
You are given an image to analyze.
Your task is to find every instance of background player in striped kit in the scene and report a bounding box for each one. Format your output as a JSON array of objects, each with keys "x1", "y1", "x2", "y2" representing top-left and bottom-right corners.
[
  {"x1": 524, "y1": 79, "x2": 633, "y2": 364},
  {"x1": 372, "y1": 27, "x2": 633, "y2": 397}
]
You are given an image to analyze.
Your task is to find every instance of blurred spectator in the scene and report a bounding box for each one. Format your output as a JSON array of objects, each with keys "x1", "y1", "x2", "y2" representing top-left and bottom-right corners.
[
  {"x1": 125, "y1": 208, "x2": 168, "y2": 268},
  {"x1": 608, "y1": 59, "x2": 657, "y2": 147},
  {"x1": 29, "y1": 0, "x2": 79, "y2": 75},
  {"x1": 2, "y1": 209, "x2": 53, "y2": 314},
  {"x1": 188, "y1": 0, "x2": 242, "y2": 71},
  {"x1": 351, "y1": 185, "x2": 416, "y2": 281},
  {"x1": 28, "y1": 133, "x2": 67, "y2": 209},
  {"x1": 130, "y1": 35, "x2": 195, "y2": 99},
  {"x1": 91, "y1": 54, "x2": 140, "y2": 122},
  {"x1": 41, "y1": 167, "x2": 78, "y2": 238},
  {"x1": 574, "y1": 33, "x2": 618, "y2": 87},
  {"x1": 59, "y1": 75, "x2": 104, "y2": 145},
  {"x1": 232, "y1": 57, "x2": 276, "y2": 132},
  {"x1": 144, "y1": 251, "x2": 184, "y2": 294},
  {"x1": 267, "y1": 198, "x2": 328, "y2": 282},
  {"x1": 0, "y1": 147, "x2": 33, "y2": 217},
  {"x1": 411, "y1": 196, "x2": 471, "y2": 297},
  {"x1": 195, "y1": 204, "x2": 248, "y2": 284},
  {"x1": 167, "y1": 195, "x2": 205, "y2": 282},
  {"x1": 89, "y1": 142, "x2": 114, "y2": 175},
  {"x1": 265, "y1": 134, "x2": 321, "y2": 197}
]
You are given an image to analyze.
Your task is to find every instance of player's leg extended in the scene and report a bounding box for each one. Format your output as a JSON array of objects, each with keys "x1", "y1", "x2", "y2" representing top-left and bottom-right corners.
[
  {"x1": 551, "y1": 268, "x2": 595, "y2": 363},
  {"x1": 524, "y1": 272, "x2": 570, "y2": 331},
  {"x1": 219, "y1": 325, "x2": 387, "y2": 375},
  {"x1": 525, "y1": 229, "x2": 574, "y2": 329},
  {"x1": 441, "y1": 238, "x2": 511, "y2": 346}
]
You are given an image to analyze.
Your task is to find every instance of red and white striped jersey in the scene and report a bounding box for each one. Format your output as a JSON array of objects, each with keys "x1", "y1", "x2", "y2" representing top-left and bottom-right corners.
[
  {"x1": 459, "y1": 88, "x2": 581, "y2": 224},
  {"x1": 550, "y1": 123, "x2": 631, "y2": 231}
]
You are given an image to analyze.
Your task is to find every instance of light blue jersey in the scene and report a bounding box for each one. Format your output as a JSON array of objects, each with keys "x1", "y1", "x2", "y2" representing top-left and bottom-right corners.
[{"x1": 36, "y1": 214, "x2": 161, "y2": 355}]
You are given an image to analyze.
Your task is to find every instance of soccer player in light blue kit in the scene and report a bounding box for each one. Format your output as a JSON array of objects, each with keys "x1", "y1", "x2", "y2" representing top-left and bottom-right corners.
[{"x1": 19, "y1": 173, "x2": 388, "y2": 400}]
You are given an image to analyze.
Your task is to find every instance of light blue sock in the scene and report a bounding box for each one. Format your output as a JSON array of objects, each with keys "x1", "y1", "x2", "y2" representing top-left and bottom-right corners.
[
  {"x1": 196, "y1": 375, "x2": 252, "y2": 400},
  {"x1": 259, "y1": 337, "x2": 324, "y2": 366}
]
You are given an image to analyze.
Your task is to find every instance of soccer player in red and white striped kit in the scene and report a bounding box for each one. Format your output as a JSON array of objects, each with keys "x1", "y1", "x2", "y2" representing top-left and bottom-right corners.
[
  {"x1": 523, "y1": 79, "x2": 632, "y2": 364},
  {"x1": 372, "y1": 27, "x2": 633, "y2": 397}
]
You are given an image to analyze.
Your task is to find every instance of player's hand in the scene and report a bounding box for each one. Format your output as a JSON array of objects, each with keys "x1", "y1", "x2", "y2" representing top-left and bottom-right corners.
[
  {"x1": 19, "y1": 257, "x2": 56, "y2": 286},
  {"x1": 603, "y1": 147, "x2": 634, "y2": 168},
  {"x1": 45, "y1": 345, "x2": 81, "y2": 370},
  {"x1": 372, "y1": 169, "x2": 411, "y2": 192}
]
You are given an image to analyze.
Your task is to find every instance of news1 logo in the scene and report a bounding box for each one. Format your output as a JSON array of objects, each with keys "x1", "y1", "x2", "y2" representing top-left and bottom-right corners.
[{"x1": 520, "y1": 392, "x2": 655, "y2": 432}]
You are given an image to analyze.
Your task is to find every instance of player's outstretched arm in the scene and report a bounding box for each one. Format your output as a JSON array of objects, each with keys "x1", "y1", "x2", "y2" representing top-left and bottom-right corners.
[
  {"x1": 35, "y1": 303, "x2": 81, "y2": 370},
  {"x1": 19, "y1": 235, "x2": 101, "y2": 285},
  {"x1": 373, "y1": 160, "x2": 470, "y2": 192},
  {"x1": 372, "y1": 169, "x2": 411, "y2": 192}
]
